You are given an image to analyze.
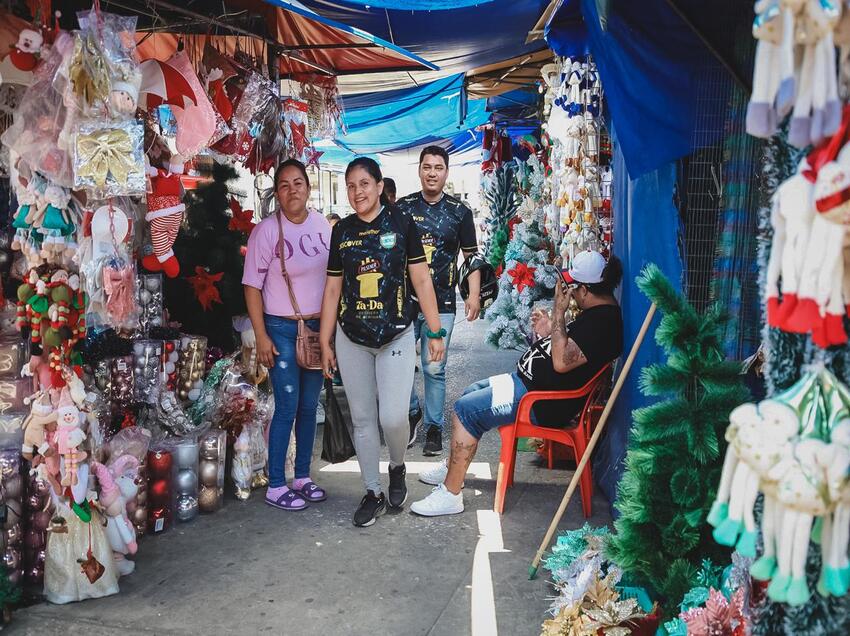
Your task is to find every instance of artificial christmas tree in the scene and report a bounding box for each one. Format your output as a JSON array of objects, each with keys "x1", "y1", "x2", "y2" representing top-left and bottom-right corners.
[
  {"x1": 605, "y1": 264, "x2": 750, "y2": 613},
  {"x1": 162, "y1": 163, "x2": 251, "y2": 350},
  {"x1": 485, "y1": 206, "x2": 558, "y2": 350},
  {"x1": 482, "y1": 162, "x2": 519, "y2": 271}
]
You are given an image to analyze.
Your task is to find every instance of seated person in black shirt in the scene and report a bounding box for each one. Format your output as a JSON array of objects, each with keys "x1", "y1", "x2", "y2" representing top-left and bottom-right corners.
[{"x1": 411, "y1": 251, "x2": 623, "y2": 517}]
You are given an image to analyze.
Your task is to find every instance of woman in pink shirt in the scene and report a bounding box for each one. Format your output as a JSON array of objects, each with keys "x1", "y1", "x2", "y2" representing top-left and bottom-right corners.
[{"x1": 243, "y1": 159, "x2": 331, "y2": 510}]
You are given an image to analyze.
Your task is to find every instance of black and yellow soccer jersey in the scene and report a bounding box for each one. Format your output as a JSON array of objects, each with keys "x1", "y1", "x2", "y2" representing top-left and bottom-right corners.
[
  {"x1": 327, "y1": 206, "x2": 426, "y2": 347},
  {"x1": 396, "y1": 192, "x2": 477, "y2": 313}
]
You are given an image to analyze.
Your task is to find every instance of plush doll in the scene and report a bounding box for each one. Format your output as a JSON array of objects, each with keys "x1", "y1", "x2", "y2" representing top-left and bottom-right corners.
[
  {"x1": 7, "y1": 28, "x2": 43, "y2": 72},
  {"x1": 56, "y1": 387, "x2": 87, "y2": 487},
  {"x1": 38, "y1": 184, "x2": 74, "y2": 261},
  {"x1": 21, "y1": 391, "x2": 61, "y2": 490},
  {"x1": 141, "y1": 160, "x2": 185, "y2": 278},
  {"x1": 109, "y1": 65, "x2": 141, "y2": 117},
  {"x1": 91, "y1": 457, "x2": 140, "y2": 576},
  {"x1": 11, "y1": 179, "x2": 36, "y2": 251}
]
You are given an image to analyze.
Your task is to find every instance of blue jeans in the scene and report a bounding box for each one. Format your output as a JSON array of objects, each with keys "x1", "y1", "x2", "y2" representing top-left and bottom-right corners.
[
  {"x1": 264, "y1": 315, "x2": 324, "y2": 487},
  {"x1": 453, "y1": 373, "x2": 531, "y2": 439},
  {"x1": 409, "y1": 312, "x2": 456, "y2": 430}
]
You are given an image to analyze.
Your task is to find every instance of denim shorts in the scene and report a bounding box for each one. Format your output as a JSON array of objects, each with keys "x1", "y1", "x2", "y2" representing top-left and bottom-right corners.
[{"x1": 453, "y1": 373, "x2": 532, "y2": 440}]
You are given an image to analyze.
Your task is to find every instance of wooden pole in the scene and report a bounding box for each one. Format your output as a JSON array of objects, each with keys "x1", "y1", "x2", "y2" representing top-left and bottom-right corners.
[{"x1": 528, "y1": 302, "x2": 657, "y2": 579}]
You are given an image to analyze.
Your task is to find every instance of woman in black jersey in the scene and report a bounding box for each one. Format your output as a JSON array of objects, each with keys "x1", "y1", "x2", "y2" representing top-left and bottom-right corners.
[{"x1": 319, "y1": 158, "x2": 445, "y2": 527}]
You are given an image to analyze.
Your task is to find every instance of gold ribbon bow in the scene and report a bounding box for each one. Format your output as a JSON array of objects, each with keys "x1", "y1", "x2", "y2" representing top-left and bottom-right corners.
[{"x1": 76, "y1": 128, "x2": 135, "y2": 188}]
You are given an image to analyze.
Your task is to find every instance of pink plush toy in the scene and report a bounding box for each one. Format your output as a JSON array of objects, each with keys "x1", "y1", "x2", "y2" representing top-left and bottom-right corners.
[
  {"x1": 56, "y1": 387, "x2": 86, "y2": 487},
  {"x1": 91, "y1": 457, "x2": 140, "y2": 576}
]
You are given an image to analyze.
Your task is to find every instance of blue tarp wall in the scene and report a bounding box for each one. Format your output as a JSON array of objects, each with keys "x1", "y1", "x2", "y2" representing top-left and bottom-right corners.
[{"x1": 594, "y1": 133, "x2": 684, "y2": 510}]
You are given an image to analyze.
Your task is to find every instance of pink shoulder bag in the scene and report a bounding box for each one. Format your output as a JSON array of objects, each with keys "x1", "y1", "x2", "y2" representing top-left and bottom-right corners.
[{"x1": 277, "y1": 211, "x2": 322, "y2": 370}]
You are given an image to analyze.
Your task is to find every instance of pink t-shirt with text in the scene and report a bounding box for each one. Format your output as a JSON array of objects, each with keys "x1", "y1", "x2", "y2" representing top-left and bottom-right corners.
[{"x1": 242, "y1": 211, "x2": 331, "y2": 316}]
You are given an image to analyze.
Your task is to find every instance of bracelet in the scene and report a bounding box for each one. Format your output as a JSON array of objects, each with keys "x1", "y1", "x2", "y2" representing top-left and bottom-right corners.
[{"x1": 425, "y1": 327, "x2": 447, "y2": 339}]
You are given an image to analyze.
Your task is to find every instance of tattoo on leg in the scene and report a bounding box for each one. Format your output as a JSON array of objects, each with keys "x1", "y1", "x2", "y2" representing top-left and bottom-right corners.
[{"x1": 449, "y1": 439, "x2": 478, "y2": 474}]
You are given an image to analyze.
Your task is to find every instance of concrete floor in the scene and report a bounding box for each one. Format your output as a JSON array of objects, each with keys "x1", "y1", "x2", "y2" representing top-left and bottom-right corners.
[{"x1": 13, "y1": 315, "x2": 613, "y2": 636}]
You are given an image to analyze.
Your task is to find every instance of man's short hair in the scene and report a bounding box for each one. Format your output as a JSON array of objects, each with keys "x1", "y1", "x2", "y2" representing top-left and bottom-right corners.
[{"x1": 419, "y1": 145, "x2": 449, "y2": 168}]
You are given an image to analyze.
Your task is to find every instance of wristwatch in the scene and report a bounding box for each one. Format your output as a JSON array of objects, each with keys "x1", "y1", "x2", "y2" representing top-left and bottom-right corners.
[{"x1": 426, "y1": 327, "x2": 447, "y2": 339}]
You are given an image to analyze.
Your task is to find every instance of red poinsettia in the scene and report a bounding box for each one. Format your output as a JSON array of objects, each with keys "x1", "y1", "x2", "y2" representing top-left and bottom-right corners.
[
  {"x1": 187, "y1": 267, "x2": 224, "y2": 311},
  {"x1": 508, "y1": 262, "x2": 536, "y2": 292},
  {"x1": 228, "y1": 198, "x2": 256, "y2": 234}
]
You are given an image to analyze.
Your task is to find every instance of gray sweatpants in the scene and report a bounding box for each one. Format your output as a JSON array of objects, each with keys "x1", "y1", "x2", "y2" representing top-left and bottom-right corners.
[{"x1": 335, "y1": 325, "x2": 415, "y2": 495}]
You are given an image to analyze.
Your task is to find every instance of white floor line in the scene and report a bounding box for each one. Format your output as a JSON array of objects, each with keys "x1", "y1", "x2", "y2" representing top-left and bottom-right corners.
[
  {"x1": 471, "y1": 510, "x2": 509, "y2": 636},
  {"x1": 319, "y1": 460, "x2": 492, "y2": 480}
]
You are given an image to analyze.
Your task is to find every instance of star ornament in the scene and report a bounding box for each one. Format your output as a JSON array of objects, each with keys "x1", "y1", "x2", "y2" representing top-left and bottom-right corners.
[
  {"x1": 187, "y1": 266, "x2": 224, "y2": 311},
  {"x1": 508, "y1": 262, "x2": 537, "y2": 292},
  {"x1": 305, "y1": 146, "x2": 324, "y2": 168}
]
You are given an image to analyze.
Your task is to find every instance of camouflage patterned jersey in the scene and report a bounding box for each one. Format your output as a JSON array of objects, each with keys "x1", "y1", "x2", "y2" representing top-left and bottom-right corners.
[
  {"x1": 327, "y1": 206, "x2": 427, "y2": 347},
  {"x1": 396, "y1": 192, "x2": 478, "y2": 313}
]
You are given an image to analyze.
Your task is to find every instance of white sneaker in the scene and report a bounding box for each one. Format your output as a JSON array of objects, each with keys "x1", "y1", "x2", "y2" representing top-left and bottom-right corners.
[
  {"x1": 419, "y1": 459, "x2": 448, "y2": 485},
  {"x1": 410, "y1": 484, "x2": 464, "y2": 517}
]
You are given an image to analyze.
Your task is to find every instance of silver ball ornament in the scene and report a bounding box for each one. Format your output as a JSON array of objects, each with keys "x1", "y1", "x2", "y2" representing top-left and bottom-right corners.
[
  {"x1": 174, "y1": 468, "x2": 197, "y2": 495},
  {"x1": 174, "y1": 443, "x2": 199, "y2": 469},
  {"x1": 176, "y1": 495, "x2": 198, "y2": 522}
]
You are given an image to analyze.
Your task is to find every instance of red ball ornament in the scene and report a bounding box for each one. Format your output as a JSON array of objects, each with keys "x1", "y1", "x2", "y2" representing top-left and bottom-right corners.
[
  {"x1": 165, "y1": 341, "x2": 176, "y2": 353},
  {"x1": 149, "y1": 478, "x2": 171, "y2": 505},
  {"x1": 147, "y1": 450, "x2": 173, "y2": 479}
]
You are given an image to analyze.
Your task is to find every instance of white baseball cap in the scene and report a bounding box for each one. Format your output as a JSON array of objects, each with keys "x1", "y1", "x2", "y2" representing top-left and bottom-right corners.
[{"x1": 563, "y1": 250, "x2": 606, "y2": 284}]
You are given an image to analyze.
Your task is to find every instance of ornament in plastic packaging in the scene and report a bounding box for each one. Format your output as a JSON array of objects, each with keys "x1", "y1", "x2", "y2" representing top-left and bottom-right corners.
[
  {"x1": 137, "y1": 274, "x2": 163, "y2": 333},
  {"x1": 73, "y1": 119, "x2": 145, "y2": 197}
]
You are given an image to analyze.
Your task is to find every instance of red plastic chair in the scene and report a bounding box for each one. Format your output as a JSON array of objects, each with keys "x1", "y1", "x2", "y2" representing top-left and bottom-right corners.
[{"x1": 494, "y1": 363, "x2": 612, "y2": 517}]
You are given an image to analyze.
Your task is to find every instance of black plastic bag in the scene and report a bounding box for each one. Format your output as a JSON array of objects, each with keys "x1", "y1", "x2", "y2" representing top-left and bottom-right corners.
[{"x1": 321, "y1": 380, "x2": 356, "y2": 463}]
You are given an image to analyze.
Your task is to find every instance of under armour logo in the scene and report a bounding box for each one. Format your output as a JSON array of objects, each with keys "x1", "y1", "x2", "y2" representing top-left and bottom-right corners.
[{"x1": 391, "y1": 350, "x2": 402, "y2": 356}]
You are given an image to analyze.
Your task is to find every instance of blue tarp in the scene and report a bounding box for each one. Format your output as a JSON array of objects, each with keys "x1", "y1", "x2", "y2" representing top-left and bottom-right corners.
[
  {"x1": 593, "y1": 131, "x2": 684, "y2": 514},
  {"x1": 546, "y1": 0, "x2": 735, "y2": 177},
  {"x1": 300, "y1": 0, "x2": 549, "y2": 89},
  {"x1": 336, "y1": 74, "x2": 491, "y2": 153},
  {"x1": 336, "y1": 0, "x2": 493, "y2": 8}
]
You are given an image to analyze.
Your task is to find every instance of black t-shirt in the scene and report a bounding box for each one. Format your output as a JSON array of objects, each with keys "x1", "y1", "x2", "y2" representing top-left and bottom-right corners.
[
  {"x1": 516, "y1": 304, "x2": 623, "y2": 426},
  {"x1": 327, "y1": 206, "x2": 427, "y2": 348},
  {"x1": 396, "y1": 192, "x2": 478, "y2": 313}
]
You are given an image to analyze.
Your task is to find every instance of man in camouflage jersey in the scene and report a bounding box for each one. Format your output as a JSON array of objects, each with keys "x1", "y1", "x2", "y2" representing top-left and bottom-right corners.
[{"x1": 397, "y1": 146, "x2": 480, "y2": 456}]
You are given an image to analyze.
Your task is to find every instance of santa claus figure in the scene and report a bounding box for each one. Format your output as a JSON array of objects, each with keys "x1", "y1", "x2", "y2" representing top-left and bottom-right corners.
[
  {"x1": 8, "y1": 29, "x2": 43, "y2": 71},
  {"x1": 142, "y1": 158, "x2": 185, "y2": 279}
]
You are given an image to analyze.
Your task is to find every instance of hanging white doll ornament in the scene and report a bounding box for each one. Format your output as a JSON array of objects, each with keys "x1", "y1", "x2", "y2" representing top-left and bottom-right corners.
[
  {"x1": 709, "y1": 369, "x2": 850, "y2": 606},
  {"x1": 747, "y1": 0, "x2": 842, "y2": 147},
  {"x1": 764, "y1": 104, "x2": 850, "y2": 348}
]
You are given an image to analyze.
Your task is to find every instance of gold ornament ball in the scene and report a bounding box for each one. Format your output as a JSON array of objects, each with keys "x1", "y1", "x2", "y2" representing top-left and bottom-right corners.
[
  {"x1": 133, "y1": 508, "x2": 147, "y2": 525},
  {"x1": 198, "y1": 486, "x2": 220, "y2": 512}
]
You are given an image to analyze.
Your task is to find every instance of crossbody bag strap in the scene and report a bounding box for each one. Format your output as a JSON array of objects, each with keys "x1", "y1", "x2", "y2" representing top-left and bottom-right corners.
[{"x1": 276, "y1": 211, "x2": 305, "y2": 321}]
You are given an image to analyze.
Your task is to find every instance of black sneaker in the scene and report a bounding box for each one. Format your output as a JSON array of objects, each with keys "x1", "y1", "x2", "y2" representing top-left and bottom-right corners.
[
  {"x1": 388, "y1": 463, "x2": 407, "y2": 508},
  {"x1": 353, "y1": 490, "x2": 386, "y2": 527},
  {"x1": 423, "y1": 425, "x2": 443, "y2": 456},
  {"x1": 407, "y1": 408, "x2": 422, "y2": 448}
]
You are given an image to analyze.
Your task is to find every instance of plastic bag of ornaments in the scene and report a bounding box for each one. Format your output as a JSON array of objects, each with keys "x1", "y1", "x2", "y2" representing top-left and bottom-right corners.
[
  {"x1": 137, "y1": 274, "x2": 164, "y2": 333},
  {"x1": 198, "y1": 429, "x2": 225, "y2": 513},
  {"x1": 132, "y1": 339, "x2": 163, "y2": 405},
  {"x1": 145, "y1": 445, "x2": 175, "y2": 534},
  {"x1": 176, "y1": 335, "x2": 207, "y2": 403},
  {"x1": 169, "y1": 438, "x2": 200, "y2": 523},
  {"x1": 24, "y1": 474, "x2": 55, "y2": 587},
  {"x1": 0, "y1": 448, "x2": 25, "y2": 588},
  {"x1": 105, "y1": 426, "x2": 151, "y2": 539},
  {"x1": 0, "y1": 337, "x2": 27, "y2": 379}
]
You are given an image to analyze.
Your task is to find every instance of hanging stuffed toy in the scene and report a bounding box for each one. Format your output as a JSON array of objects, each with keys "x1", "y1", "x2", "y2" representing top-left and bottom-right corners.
[
  {"x1": 710, "y1": 370, "x2": 850, "y2": 605},
  {"x1": 142, "y1": 159, "x2": 185, "y2": 278},
  {"x1": 56, "y1": 386, "x2": 86, "y2": 487},
  {"x1": 0, "y1": 26, "x2": 43, "y2": 86}
]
